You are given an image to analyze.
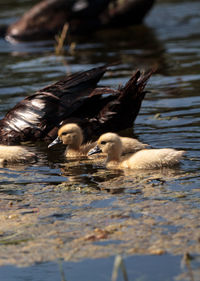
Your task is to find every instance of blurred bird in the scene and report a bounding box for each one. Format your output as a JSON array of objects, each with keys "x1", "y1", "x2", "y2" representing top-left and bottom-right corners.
[{"x1": 6, "y1": 0, "x2": 155, "y2": 41}]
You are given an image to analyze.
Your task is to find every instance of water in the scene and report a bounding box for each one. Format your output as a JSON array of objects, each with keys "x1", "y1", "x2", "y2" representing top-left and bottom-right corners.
[
  {"x1": 0, "y1": 0, "x2": 200, "y2": 280},
  {"x1": 0, "y1": 255, "x2": 193, "y2": 281}
]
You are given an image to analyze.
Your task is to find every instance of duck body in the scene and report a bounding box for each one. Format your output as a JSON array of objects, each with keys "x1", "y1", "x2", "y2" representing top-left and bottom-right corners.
[
  {"x1": 48, "y1": 123, "x2": 149, "y2": 157},
  {"x1": 0, "y1": 65, "x2": 107, "y2": 145},
  {"x1": 0, "y1": 145, "x2": 36, "y2": 165},
  {"x1": 88, "y1": 133, "x2": 185, "y2": 169},
  {"x1": 0, "y1": 65, "x2": 152, "y2": 146},
  {"x1": 6, "y1": 0, "x2": 155, "y2": 41}
]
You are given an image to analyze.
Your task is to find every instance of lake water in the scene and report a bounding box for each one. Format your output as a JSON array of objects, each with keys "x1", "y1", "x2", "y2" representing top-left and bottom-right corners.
[{"x1": 0, "y1": 1, "x2": 200, "y2": 280}]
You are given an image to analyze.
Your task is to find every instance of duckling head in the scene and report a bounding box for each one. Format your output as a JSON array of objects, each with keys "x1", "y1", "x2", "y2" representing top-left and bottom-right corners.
[
  {"x1": 88, "y1": 133, "x2": 122, "y2": 162},
  {"x1": 48, "y1": 123, "x2": 83, "y2": 149}
]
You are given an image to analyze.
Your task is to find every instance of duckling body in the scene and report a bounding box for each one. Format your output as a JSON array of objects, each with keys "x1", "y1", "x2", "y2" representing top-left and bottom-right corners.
[
  {"x1": 88, "y1": 133, "x2": 185, "y2": 169},
  {"x1": 0, "y1": 65, "x2": 152, "y2": 146},
  {"x1": 120, "y1": 148, "x2": 185, "y2": 169},
  {"x1": 0, "y1": 145, "x2": 36, "y2": 165},
  {"x1": 6, "y1": 0, "x2": 155, "y2": 41},
  {"x1": 48, "y1": 123, "x2": 149, "y2": 157}
]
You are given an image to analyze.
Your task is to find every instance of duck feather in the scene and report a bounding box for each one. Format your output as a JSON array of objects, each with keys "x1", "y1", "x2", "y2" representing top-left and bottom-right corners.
[{"x1": 0, "y1": 65, "x2": 152, "y2": 145}]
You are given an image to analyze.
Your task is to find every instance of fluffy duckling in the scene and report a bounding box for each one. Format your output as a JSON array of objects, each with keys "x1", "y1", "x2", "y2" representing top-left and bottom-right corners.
[
  {"x1": 0, "y1": 145, "x2": 36, "y2": 165},
  {"x1": 48, "y1": 123, "x2": 95, "y2": 157},
  {"x1": 48, "y1": 123, "x2": 149, "y2": 157},
  {"x1": 88, "y1": 133, "x2": 185, "y2": 169}
]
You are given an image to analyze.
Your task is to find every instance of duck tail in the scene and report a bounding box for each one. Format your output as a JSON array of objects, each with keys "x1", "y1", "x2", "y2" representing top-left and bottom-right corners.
[
  {"x1": 107, "y1": 69, "x2": 153, "y2": 130},
  {"x1": 82, "y1": 69, "x2": 153, "y2": 140},
  {"x1": 120, "y1": 69, "x2": 153, "y2": 99}
]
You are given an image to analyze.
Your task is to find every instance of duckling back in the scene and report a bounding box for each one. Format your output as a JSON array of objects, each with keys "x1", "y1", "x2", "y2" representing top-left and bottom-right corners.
[
  {"x1": 120, "y1": 136, "x2": 149, "y2": 154},
  {"x1": 0, "y1": 145, "x2": 36, "y2": 165},
  {"x1": 121, "y1": 148, "x2": 185, "y2": 169}
]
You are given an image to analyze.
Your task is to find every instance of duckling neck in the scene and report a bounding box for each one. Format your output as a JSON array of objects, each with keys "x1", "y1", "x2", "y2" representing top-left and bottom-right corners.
[
  {"x1": 106, "y1": 154, "x2": 120, "y2": 165},
  {"x1": 69, "y1": 142, "x2": 80, "y2": 150},
  {"x1": 65, "y1": 143, "x2": 80, "y2": 156}
]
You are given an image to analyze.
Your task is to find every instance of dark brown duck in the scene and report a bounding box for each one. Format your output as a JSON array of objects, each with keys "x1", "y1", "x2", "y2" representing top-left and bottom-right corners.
[
  {"x1": 6, "y1": 0, "x2": 155, "y2": 41},
  {"x1": 0, "y1": 65, "x2": 152, "y2": 145}
]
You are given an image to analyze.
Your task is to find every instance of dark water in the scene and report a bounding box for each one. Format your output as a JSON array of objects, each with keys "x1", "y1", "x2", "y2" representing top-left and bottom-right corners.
[{"x1": 0, "y1": 1, "x2": 200, "y2": 280}]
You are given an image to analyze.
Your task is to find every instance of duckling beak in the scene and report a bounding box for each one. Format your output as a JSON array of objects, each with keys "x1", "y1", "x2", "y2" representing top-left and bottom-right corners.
[
  {"x1": 48, "y1": 136, "x2": 62, "y2": 148},
  {"x1": 88, "y1": 145, "x2": 102, "y2": 156}
]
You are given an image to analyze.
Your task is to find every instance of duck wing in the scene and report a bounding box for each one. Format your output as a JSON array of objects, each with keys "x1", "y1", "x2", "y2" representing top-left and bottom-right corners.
[
  {"x1": 0, "y1": 65, "x2": 108, "y2": 145},
  {"x1": 74, "y1": 70, "x2": 153, "y2": 141}
]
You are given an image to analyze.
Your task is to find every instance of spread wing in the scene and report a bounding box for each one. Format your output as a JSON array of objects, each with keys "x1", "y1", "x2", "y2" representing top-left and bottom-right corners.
[{"x1": 0, "y1": 65, "x2": 108, "y2": 144}]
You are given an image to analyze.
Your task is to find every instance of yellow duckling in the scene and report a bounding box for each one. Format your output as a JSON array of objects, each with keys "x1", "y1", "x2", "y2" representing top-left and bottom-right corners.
[
  {"x1": 0, "y1": 145, "x2": 36, "y2": 165},
  {"x1": 88, "y1": 133, "x2": 185, "y2": 169},
  {"x1": 48, "y1": 123, "x2": 95, "y2": 157},
  {"x1": 48, "y1": 123, "x2": 149, "y2": 157}
]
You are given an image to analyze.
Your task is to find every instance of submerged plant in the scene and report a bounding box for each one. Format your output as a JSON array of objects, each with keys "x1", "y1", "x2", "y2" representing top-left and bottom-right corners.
[
  {"x1": 111, "y1": 255, "x2": 129, "y2": 281},
  {"x1": 55, "y1": 23, "x2": 76, "y2": 56}
]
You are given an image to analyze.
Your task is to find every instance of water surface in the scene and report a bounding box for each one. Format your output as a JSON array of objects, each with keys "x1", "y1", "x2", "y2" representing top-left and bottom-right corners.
[{"x1": 0, "y1": 0, "x2": 200, "y2": 280}]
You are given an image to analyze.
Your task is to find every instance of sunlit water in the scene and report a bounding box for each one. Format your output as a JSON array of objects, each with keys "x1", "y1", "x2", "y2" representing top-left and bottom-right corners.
[{"x1": 0, "y1": 1, "x2": 200, "y2": 280}]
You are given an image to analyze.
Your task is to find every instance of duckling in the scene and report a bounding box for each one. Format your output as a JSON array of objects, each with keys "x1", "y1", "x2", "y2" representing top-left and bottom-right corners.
[
  {"x1": 5, "y1": 0, "x2": 155, "y2": 41},
  {"x1": 0, "y1": 145, "x2": 36, "y2": 165},
  {"x1": 0, "y1": 65, "x2": 152, "y2": 146},
  {"x1": 88, "y1": 133, "x2": 185, "y2": 169},
  {"x1": 48, "y1": 123, "x2": 149, "y2": 157},
  {"x1": 48, "y1": 123, "x2": 95, "y2": 157}
]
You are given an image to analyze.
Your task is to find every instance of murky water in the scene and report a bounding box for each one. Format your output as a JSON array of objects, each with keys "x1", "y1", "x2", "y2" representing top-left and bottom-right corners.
[{"x1": 0, "y1": 0, "x2": 200, "y2": 280}]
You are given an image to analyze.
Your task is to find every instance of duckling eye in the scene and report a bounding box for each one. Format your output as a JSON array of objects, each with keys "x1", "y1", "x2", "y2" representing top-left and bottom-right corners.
[
  {"x1": 101, "y1": 141, "x2": 106, "y2": 145},
  {"x1": 61, "y1": 132, "x2": 67, "y2": 136}
]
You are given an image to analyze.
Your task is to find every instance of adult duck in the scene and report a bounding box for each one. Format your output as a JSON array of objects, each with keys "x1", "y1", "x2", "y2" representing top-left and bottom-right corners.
[
  {"x1": 0, "y1": 65, "x2": 152, "y2": 146},
  {"x1": 48, "y1": 123, "x2": 149, "y2": 157},
  {"x1": 6, "y1": 0, "x2": 155, "y2": 41},
  {"x1": 88, "y1": 133, "x2": 185, "y2": 169}
]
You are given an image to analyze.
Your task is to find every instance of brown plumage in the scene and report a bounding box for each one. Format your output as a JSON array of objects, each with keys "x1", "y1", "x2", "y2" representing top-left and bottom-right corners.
[
  {"x1": 5, "y1": 0, "x2": 155, "y2": 42},
  {"x1": 0, "y1": 65, "x2": 152, "y2": 146}
]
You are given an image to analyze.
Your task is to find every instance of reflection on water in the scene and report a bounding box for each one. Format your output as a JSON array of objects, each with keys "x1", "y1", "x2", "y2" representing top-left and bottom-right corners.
[{"x1": 0, "y1": 1, "x2": 200, "y2": 280}]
